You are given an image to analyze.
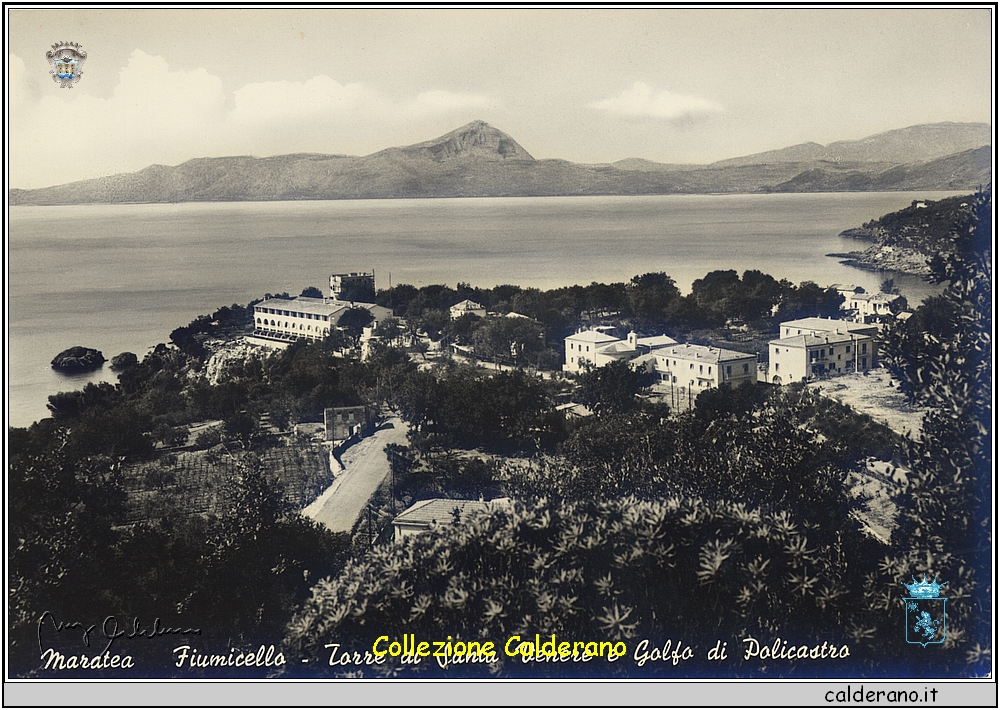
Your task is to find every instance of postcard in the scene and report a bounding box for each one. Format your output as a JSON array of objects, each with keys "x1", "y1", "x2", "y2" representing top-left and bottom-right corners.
[{"x1": 5, "y1": 6, "x2": 995, "y2": 706}]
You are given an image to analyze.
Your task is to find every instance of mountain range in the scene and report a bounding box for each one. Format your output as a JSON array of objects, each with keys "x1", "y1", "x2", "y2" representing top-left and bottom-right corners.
[{"x1": 8, "y1": 120, "x2": 991, "y2": 205}]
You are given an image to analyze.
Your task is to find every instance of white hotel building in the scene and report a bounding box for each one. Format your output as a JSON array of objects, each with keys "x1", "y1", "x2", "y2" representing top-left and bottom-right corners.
[{"x1": 250, "y1": 296, "x2": 391, "y2": 347}]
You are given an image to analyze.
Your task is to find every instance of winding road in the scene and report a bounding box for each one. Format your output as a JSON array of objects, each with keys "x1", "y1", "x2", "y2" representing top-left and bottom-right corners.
[{"x1": 303, "y1": 415, "x2": 409, "y2": 533}]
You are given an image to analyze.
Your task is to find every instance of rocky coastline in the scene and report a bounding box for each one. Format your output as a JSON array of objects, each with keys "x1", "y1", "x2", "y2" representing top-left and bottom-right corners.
[
  {"x1": 827, "y1": 244, "x2": 933, "y2": 277},
  {"x1": 832, "y1": 227, "x2": 933, "y2": 277}
]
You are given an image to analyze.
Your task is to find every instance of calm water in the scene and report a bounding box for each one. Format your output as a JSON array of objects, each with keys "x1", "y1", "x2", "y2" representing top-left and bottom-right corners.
[{"x1": 7, "y1": 192, "x2": 954, "y2": 428}]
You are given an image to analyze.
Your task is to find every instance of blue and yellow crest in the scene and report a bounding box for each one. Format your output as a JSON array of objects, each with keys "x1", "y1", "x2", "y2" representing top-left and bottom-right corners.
[
  {"x1": 46, "y1": 41, "x2": 87, "y2": 88},
  {"x1": 902, "y1": 573, "x2": 948, "y2": 647}
]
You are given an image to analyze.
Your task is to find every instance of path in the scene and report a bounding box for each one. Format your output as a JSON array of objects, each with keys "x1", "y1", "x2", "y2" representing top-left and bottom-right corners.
[{"x1": 303, "y1": 415, "x2": 409, "y2": 533}]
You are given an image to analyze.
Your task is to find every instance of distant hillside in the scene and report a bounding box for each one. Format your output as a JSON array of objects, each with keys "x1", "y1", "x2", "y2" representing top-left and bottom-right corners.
[
  {"x1": 714, "y1": 122, "x2": 992, "y2": 167},
  {"x1": 8, "y1": 120, "x2": 992, "y2": 205},
  {"x1": 765, "y1": 146, "x2": 992, "y2": 193}
]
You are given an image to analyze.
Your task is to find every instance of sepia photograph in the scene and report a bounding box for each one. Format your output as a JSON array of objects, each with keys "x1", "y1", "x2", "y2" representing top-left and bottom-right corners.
[{"x1": 5, "y1": 5, "x2": 995, "y2": 704}]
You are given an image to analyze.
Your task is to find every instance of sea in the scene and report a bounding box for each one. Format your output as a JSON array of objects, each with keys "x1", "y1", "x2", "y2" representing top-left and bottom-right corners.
[{"x1": 7, "y1": 192, "x2": 956, "y2": 429}]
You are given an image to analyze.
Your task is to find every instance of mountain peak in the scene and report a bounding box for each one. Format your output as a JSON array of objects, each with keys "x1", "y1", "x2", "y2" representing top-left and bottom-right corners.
[{"x1": 400, "y1": 120, "x2": 534, "y2": 162}]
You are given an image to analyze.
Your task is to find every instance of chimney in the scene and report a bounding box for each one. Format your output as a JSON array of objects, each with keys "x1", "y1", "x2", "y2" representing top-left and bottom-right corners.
[{"x1": 627, "y1": 331, "x2": 637, "y2": 349}]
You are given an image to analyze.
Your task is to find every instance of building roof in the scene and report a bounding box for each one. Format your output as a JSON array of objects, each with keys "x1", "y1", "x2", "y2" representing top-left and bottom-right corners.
[
  {"x1": 771, "y1": 331, "x2": 856, "y2": 348},
  {"x1": 638, "y1": 334, "x2": 679, "y2": 349},
  {"x1": 256, "y1": 296, "x2": 350, "y2": 317},
  {"x1": 393, "y1": 498, "x2": 491, "y2": 529},
  {"x1": 451, "y1": 299, "x2": 485, "y2": 311},
  {"x1": 658, "y1": 342, "x2": 756, "y2": 363},
  {"x1": 566, "y1": 329, "x2": 621, "y2": 345},
  {"x1": 830, "y1": 283, "x2": 864, "y2": 292},
  {"x1": 555, "y1": 402, "x2": 594, "y2": 418},
  {"x1": 596, "y1": 341, "x2": 638, "y2": 355},
  {"x1": 780, "y1": 317, "x2": 874, "y2": 334}
]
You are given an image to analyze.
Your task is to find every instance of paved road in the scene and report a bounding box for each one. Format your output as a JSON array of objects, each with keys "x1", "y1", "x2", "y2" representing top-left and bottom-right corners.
[{"x1": 303, "y1": 416, "x2": 409, "y2": 533}]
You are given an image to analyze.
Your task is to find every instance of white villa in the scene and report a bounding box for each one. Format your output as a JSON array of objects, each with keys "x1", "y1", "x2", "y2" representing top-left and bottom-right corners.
[
  {"x1": 831, "y1": 284, "x2": 906, "y2": 322},
  {"x1": 633, "y1": 342, "x2": 758, "y2": 391},
  {"x1": 769, "y1": 317, "x2": 877, "y2": 384},
  {"x1": 564, "y1": 327, "x2": 757, "y2": 400},
  {"x1": 563, "y1": 328, "x2": 679, "y2": 373},
  {"x1": 450, "y1": 299, "x2": 487, "y2": 320}
]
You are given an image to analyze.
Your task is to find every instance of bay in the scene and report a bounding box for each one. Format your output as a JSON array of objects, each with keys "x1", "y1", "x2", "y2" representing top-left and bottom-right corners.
[{"x1": 7, "y1": 192, "x2": 954, "y2": 428}]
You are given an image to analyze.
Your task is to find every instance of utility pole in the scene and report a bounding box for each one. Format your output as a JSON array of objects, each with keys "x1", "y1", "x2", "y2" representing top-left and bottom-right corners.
[{"x1": 367, "y1": 505, "x2": 374, "y2": 548}]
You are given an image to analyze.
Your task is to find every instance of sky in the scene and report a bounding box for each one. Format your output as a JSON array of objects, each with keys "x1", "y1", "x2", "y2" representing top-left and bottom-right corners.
[{"x1": 6, "y1": 7, "x2": 994, "y2": 189}]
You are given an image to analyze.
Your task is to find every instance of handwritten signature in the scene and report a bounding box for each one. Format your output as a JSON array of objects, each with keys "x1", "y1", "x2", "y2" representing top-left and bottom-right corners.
[{"x1": 37, "y1": 611, "x2": 201, "y2": 655}]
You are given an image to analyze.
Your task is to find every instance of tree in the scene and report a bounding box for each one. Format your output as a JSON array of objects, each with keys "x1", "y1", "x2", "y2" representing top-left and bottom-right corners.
[
  {"x1": 472, "y1": 316, "x2": 543, "y2": 367},
  {"x1": 869, "y1": 188, "x2": 991, "y2": 676},
  {"x1": 8, "y1": 432, "x2": 127, "y2": 675},
  {"x1": 181, "y1": 455, "x2": 350, "y2": 645},
  {"x1": 284, "y1": 496, "x2": 868, "y2": 678},
  {"x1": 300, "y1": 285, "x2": 324, "y2": 299},
  {"x1": 576, "y1": 360, "x2": 652, "y2": 416},
  {"x1": 446, "y1": 311, "x2": 482, "y2": 345},
  {"x1": 338, "y1": 307, "x2": 375, "y2": 340},
  {"x1": 223, "y1": 410, "x2": 262, "y2": 449},
  {"x1": 626, "y1": 272, "x2": 681, "y2": 328},
  {"x1": 374, "y1": 316, "x2": 404, "y2": 345},
  {"x1": 774, "y1": 281, "x2": 844, "y2": 321}
]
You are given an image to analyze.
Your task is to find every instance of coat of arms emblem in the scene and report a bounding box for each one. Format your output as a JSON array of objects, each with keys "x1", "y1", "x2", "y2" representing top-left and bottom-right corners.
[
  {"x1": 902, "y1": 573, "x2": 948, "y2": 647},
  {"x1": 46, "y1": 41, "x2": 87, "y2": 88}
]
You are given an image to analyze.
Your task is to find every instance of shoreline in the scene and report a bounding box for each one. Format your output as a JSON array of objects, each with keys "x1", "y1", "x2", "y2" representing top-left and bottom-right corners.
[{"x1": 824, "y1": 250, "x2": 933, "y2": 279}]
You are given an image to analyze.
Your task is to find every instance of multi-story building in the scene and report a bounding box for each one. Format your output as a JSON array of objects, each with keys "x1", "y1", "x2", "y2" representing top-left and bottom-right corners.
[
  {"x1": 329, "y1": 271, "x2": 376, "y2": 302},
  {"x1": 564, "y1": 329, "x2": 755, "y2": 388},
  {"x1": 769, "y1": 317, "x2": 876, "y2": 384},
  {"x1": 250, "y1": 296, "x2": 391, "y2": 347},
  {"x1": 563, "y1": 329, "x2": 680, "y2": 373},
  {"x1": 636, "y1": 343, "x2": 757, "y2": 390},
  {"x1": 830, "y1": 284, "x2": 906, "y2": 323}
]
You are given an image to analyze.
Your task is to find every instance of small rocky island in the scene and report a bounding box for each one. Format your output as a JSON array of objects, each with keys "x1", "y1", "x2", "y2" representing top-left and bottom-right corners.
[{"x1": 51, "y1": 346, "x2": 106, "y2": 373}]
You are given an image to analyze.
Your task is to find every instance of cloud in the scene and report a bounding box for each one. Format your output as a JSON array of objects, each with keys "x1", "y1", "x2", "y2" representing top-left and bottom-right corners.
[
  {"x1": 9, "y1": 50, "x2": 498, "y2": 188},
  {"x1": 590, "y1": 81, "x2": 723, "y2": 120}
]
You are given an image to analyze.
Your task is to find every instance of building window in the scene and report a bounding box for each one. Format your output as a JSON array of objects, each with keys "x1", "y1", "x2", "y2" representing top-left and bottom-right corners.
[
  {"x1": 743, "y1": 363, "x2": 749, "y2": 374},
  {"x1": 727, "y1": 365, "x2": 732, "y2": 376},
  {"x1": 699, "y1": 365, "x2": 703, "y2": 374},
  {"x1": 775, "y1": 363, "x2": 780, "y2": 371},
  {"x1": 862, "y1": 343, "x2": 868, "y2": 353}
]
